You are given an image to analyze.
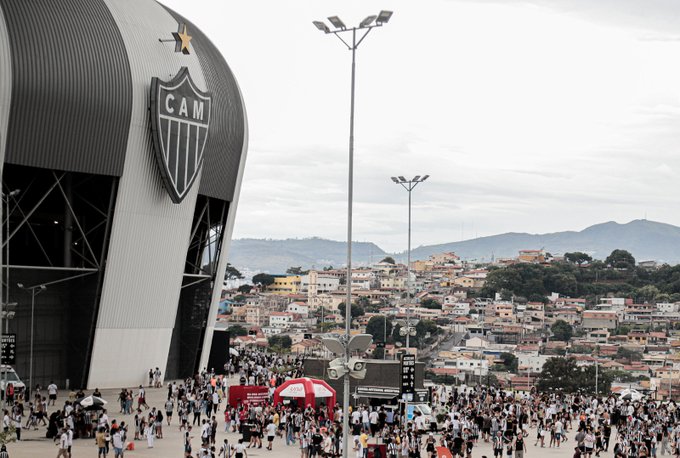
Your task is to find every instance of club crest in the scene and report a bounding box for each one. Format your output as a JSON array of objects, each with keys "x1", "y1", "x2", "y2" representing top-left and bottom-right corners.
[{"x1": 150, "y1": 67, "x2": 212, "y2": 203}]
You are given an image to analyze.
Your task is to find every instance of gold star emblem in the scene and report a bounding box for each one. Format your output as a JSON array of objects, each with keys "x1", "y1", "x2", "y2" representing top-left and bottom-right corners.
[{"x1": 172, "y1": 24, "x2": 192, "y2": 55}]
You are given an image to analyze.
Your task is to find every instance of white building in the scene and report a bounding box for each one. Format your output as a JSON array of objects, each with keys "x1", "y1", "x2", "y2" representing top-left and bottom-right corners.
[
  {"x1": 517, "y1": 353, "x2": 551, "y2": 373},
  {"x1": 657, "y1": 303, "x2": 680, "y2": 313},
  {"x1": 301, "y1": 272, "x2": 340, "y2": 294},
  {"x1": 434, "y1": 356, "x2": 489, "y2": 376},
  {"x1": 269, "y1": 312, "x2": 293, "y2": 328},
  {"x1": 287, "y1": 302, "x2": 309, "y2": 317}
]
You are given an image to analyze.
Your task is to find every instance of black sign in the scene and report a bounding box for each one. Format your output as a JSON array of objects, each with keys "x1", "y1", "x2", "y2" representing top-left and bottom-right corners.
[
  {"x1": 150, "y1": 67, "x2": 212, "y2": 204},
  {"x1": 400, "y1": 354, "x2": 416, "y2": 395},
  {"x1": 356, "y1": 386, "x2": 400, "y2": 398},
  {"x1": 1, "y1": 334, "x2": 16, "y2": 366},
  {"x1": 304, "y1": 333, "x2": 312, "y2": 340}
]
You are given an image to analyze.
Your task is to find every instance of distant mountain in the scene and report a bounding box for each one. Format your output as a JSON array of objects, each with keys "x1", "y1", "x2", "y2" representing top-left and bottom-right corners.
[
  {"x1": 229, "y1": 220, "x2": 680, "y2": 273},
  {"x1": 403, "y1": 219, "x2": 680, "y2": 263},
  {"x1": 227, "y1": 237, "x2": 386, "y2": 274}
]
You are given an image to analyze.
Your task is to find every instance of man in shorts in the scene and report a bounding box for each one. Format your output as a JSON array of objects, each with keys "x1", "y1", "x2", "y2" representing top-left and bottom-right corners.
[{"x1": 47, "y1": 381, "x2": 58, "y2": 406}]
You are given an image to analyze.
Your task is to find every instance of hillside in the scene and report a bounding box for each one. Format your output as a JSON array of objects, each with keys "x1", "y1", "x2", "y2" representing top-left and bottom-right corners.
[
  {"x1": 229, "y1": 220, "x2": 680, "y2": 272},
  {"x1": 403, "y1": 219, "x2": 680, "y2": 263},
  {"x1": 227, "y1": 237, "x2": 386, "y2": 273}
]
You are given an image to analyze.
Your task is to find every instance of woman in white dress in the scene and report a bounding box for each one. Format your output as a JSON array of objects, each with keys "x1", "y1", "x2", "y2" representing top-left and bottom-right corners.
[{"x1": 145, "y1": 422, "x2": 155, "y2": 448}]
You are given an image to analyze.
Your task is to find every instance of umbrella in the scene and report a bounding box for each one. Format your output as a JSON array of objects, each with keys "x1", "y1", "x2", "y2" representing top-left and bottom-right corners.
[
  {"x1": 229, "y1": 347, "x2": 239, "y2": 356},
  {"x1": 77, "y1": 395, "x2": 107, "y2": 410},
  {"x1": 619, "y1": 389, "x2": 643, "y2": 401}
]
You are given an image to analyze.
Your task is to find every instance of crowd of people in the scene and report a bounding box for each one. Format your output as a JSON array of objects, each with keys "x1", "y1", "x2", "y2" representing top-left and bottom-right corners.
[{"x1": 5, "y1": 349, "x2": 680, "y2": 458}]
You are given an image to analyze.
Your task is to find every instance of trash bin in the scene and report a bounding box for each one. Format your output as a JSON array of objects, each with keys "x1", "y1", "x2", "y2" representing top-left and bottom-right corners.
[{"x1": 367, "y1": 444, "x2": 386, "y2": 458}]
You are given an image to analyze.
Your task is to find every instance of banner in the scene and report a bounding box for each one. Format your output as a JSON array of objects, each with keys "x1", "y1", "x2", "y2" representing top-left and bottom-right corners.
[{"x1": 228, "y1": 385, "x2": 269, "y2": 408}]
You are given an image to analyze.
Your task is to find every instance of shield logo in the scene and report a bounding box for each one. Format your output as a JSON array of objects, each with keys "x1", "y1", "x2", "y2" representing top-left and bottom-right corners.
[{"x1": 150, "y1": 67, "x2": 212, "y2": 203}]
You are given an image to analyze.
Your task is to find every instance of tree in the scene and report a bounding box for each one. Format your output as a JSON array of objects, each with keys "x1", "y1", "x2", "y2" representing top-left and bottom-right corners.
[
  {"x1": 381, "y1": 256, "x2": 396, "y2": 264},
  {"x1": 536, "y1": 357, "x2": 611, "y2": 394},
  {"x1": 228, "y1": 324, "x2": 248, "y2": 336},
  {"x1": 565, "y1": 252, "x2": 593, "y2": 266},
  {"x1": 225, "y1": 263, "x2": 244, "y2": 280},
  {"x1": 337, "y1": 302, "x2": 365, "y2": 320},
  {"x1": 237, "y1": 284, "x2": 252, "y2": 294},
  {"x1": 551, "y1": 319, "x2": 573, "y2": 342},
  {"x1": 268, "y1": 335, "x2": 292, "y2": 352},
  {"x1": 605, "y1": 249, "x2": 636, "y2": 269},
  {"x1": 499, "y1": 352, "x2": 518, "y2": 373},
  {"x1": 366, "y1": 316, "x2": 392, "y2": 343},
  {"x1": 616, "y1": 347, "x2": 643, "y2": 363},
  {"x1": 420, "y1": 298, "x2": 442, "y2": 310},
  {"x1": 286, "y1": 266, "x2": 308, "y2": 275},
  {"x1": 636, "y1": 285, "x2": 660, "y2": 303},
  {"x1": 233, "y1": 295, "x2": 246, "y2": 303},
  {"x1": 252, "y1": 273, "x2": 275, "y2": 287}
]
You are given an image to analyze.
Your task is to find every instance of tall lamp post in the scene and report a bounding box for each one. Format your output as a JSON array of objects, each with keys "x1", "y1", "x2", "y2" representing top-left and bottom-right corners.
[
  {"x1": 391, "y1": 175, "x2": 429, "y2": 349},
  {"x1": 1, "y1": 189, "x2": 20, "y2": 406},
  {"x1": 313, "y1": 11, "x2": 392, "y2": 458},
  {"x1": 17, "y1": 283, "x2": 46, "y2": 398}
]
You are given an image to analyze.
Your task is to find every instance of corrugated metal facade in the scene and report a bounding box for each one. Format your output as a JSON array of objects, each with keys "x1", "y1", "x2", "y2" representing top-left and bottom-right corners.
[
  {"x1": 163, "y1": 7, "x2": 247, "y2": 203},
  {"x1": 87, "y1": 0, "x2": 210, "y2": 388},
  {"x1": 0, "y1": 0, "x2": 132, "y2": 176},
  {"x1": 0, "y1": 5, "x2": 11, "y2": 171}
]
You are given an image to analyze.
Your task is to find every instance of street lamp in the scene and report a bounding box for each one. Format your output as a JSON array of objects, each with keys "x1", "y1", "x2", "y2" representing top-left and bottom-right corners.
[
  {"x1": 313, "y1": 12, "x2": 392, "y2": 458},
  {"x1": 17, "y1": 283, "x2": 46, "y2": 398},
  {"x1": 1, "y1": 189, "x2": 19, "y2": 406},
  {"x1": 391, "y1": 175, "x2": 429, "y2": 349}
]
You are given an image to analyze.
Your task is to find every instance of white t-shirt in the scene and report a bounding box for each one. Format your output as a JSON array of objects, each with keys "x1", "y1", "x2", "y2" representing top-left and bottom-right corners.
[
  {"x1": 48, "y1": 384, "x2": 58, "y2": 395},
  {"x1": 266, "y1": 423, "x2": 276, "y2": 437}
]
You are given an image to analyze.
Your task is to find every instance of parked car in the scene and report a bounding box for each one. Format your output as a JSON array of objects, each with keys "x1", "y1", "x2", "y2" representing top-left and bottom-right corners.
[{"x1": 0, "y1": 365, "x2": 26, "y2": 397}]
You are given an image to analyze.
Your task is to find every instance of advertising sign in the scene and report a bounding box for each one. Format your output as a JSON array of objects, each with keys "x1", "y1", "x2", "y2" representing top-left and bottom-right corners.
[{"x1": 228, "y1": 385, "x2": 269, "y2": 408}]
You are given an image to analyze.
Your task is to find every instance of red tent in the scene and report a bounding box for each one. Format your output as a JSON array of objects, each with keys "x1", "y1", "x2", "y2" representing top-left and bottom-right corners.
[{"x1": 273, "y1": 377, "x2": 336, "y2": 416}]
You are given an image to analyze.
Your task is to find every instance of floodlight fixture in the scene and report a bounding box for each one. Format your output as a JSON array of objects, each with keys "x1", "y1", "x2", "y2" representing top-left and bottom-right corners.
[
  {"x1": 376, "y1": 10, "x2": 393, "y2": 24},
  {"x1": 391, "y1": 177, "x2": 399, "y2": 183},
  {"x1": 347, "y1": 334, "x2": 373, "y2": 353},
  {"x1": 360, "y1": 15, "x2": 377, "y2": 27},
  {"x1": 421, "y1": 175, "x2": 430, "y2": 181},
  {"x1": 412, "y1": 175, "x2": 421, "y2": 182},
  {"x1": 313, "y1": 21, "x2": 330, "y2": 33},
  {"x1": 398, "y1": 176, "x2": 406, "y2": 182},
  {"x1": 322, "y1": 337, "x2": 346, "y2": 355},
  {"x1": 327, "y1": 16, "x2": 346, "y2": 30},
  {"x1": 16, "y1": 283, "x2": 23, "y2": 289}
]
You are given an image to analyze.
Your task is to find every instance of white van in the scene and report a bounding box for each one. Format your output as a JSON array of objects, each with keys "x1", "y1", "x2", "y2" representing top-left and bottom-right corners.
[
  {"x1": 0, "y1": 366, "x2": 25, "y2": 396},
  {"x1": 408, "y1": 403, "x2": 439, "y2": 431}
]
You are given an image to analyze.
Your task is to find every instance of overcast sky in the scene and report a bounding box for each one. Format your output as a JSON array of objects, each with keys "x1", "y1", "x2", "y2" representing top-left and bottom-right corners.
[{"x1": 160, "y1": 0, "x2": 680, "y2": 252}]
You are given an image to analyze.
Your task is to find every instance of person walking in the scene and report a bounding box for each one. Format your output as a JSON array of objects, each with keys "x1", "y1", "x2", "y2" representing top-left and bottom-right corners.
[
  {"x1": 47, "y1": 381, "x2": 58, "y2": 406},
  {"x1": 56, "y1": 427, "x2": 69, "y2": 458},
  {"x1": 95, "y1": 427, "x2": 108, "y2": 458}
]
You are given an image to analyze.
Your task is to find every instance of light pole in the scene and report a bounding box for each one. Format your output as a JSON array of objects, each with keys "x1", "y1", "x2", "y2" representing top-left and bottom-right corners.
[
  {"x1": 17, "y1": 283, "x2": 46, "y2": 398},
  {"x1": 1, "y1": 189, "x2": 19, "y2": 406},
  {"x1": 391, "y1": 175, "x2": 429, "y2": 348},
  {"x1": 313, "y1": 11, "x2": 392, "y2": 458}
]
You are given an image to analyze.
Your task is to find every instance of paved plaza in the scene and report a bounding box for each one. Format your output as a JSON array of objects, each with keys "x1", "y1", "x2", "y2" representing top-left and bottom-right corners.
[{"x1": 0, "y1": 378, "x2": 609, "y2": 458}]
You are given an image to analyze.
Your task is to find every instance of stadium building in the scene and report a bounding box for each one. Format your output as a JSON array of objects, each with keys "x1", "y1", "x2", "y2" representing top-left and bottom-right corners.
[{"x1": 0, "y1": 0, "x2": 247, "y2": 389}]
